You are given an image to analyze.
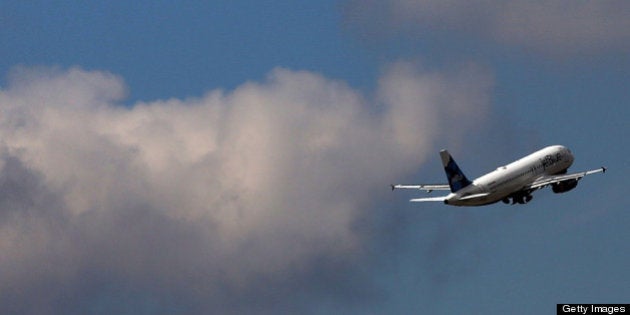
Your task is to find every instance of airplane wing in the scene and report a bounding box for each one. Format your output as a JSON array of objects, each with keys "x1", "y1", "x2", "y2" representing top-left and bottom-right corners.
[
  {"x1": 459, "y1": 192, "x2": 490, "y2": 201},
  {"x1": 391, "y1": 184, "x2": 450, "y2": 192},
  {"x1": 527, "y1": 167, "x2": 607, "y2": 190},
  {"x1": 410, "y1": 196, "x2": 448, "y2": 202}
]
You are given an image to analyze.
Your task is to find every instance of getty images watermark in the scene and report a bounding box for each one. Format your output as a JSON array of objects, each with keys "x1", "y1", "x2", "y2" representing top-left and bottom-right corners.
[{"x1": 557, "y1": 304, "x2": 628, "y2": 314}]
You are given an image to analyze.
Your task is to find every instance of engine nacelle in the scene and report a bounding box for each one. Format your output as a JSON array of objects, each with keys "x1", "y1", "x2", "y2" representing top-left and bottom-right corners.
[{"x1": 551, "y1": 179, "x2": 578, "y2": 193}]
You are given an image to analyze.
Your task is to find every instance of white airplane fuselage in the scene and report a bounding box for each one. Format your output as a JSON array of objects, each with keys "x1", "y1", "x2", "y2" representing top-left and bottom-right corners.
[{"x1": 444, "y1": 145, "x2": 573, "y2": 206}]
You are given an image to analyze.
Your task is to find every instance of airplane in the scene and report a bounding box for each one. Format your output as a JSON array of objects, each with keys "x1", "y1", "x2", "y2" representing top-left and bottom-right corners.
[{"x1": 392, "y1": 145, "x2": 606, "y2": 206}]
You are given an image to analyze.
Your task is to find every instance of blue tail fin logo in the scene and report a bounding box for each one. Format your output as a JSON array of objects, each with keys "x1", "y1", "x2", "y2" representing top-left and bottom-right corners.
[{"x1": 439, "y1": 150, "x2": 471, "y2": 193}]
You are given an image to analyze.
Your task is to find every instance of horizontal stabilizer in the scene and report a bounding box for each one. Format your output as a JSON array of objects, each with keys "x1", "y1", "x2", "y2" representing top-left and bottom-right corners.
[
  {"x1": 410, "y1": 196, "x2": 448, "y2": 202},
  {"x1": 392, "y1": 184, "x2": 450, "y2": 191}
]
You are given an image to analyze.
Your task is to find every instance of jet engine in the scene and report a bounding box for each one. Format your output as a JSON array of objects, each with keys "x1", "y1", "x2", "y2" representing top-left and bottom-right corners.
[{"x1": 551, "y1": 179, "x2": 578, "y2": 193}]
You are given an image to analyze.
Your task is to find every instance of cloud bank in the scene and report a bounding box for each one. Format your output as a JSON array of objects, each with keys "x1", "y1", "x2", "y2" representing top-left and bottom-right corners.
[
  {"x1": 0, "y1": 64, "x2": 491, "y2": 314},
  {"x1": 344, "y1": 0, "x2": 630, "y2": 54}
]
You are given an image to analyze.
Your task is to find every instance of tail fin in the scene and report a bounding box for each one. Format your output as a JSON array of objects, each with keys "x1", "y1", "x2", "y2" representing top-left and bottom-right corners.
[{"x1": 439, "y1": 149, "x2": 471, "y2": 193}]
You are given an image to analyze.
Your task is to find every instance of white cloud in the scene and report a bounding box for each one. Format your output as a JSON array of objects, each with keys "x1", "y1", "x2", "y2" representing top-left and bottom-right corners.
[
  {"x1": 0, "y1": 64, "x2": 492, "y2": 313},
  {"x1": 344, "y1": 0, "x2": 630, "y2": 54}
]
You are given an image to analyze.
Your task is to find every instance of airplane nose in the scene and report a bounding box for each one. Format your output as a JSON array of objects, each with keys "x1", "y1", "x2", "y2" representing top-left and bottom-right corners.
[{"x1": 566, "y1": 149, "x2": 574, "y2": 164}]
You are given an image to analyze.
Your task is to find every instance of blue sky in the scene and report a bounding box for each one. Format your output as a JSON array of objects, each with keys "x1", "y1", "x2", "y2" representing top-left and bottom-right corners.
[
  {"x1": 1, "y1": 1, "x2": 371, "y2": 101},
  {"x1": 0, "y1": 1, "x2": 628, "y2": 314}
]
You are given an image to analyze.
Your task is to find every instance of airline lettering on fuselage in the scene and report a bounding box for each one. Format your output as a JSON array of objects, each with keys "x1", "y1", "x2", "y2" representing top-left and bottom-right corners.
[{"x1": 540, "y1": 153, "x2": 562, "y2": 170}]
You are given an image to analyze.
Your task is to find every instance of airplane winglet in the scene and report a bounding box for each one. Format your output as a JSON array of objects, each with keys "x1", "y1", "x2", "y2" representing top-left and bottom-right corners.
[{"x1": 602, "y1": 166, "x2": 607, "y2": 173}]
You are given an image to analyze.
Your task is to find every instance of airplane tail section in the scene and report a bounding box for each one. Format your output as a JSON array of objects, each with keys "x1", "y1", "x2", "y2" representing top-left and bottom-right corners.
[{"x1": 439, "y1": 149, "x2": 471, "y2": 193}]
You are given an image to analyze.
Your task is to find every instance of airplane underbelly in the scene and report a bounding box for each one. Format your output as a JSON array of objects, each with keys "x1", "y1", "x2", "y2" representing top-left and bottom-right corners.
[
  {"x1": 449, "y1": 191, "x2": 503, "y2": 206},
  {"x1": 456, "y1": 184, "x2": 520, "y2": 206}
]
